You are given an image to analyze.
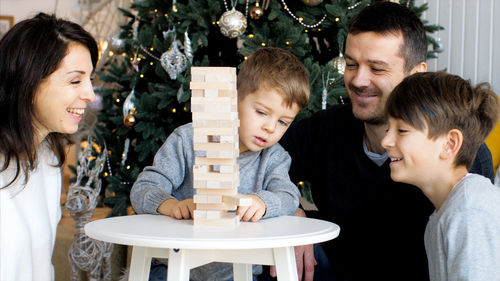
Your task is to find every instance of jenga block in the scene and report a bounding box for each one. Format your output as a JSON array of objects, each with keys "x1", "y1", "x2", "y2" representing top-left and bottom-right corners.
[
  {"x1": 194, "y1": 179, "x2": 239, "y2": 189},
  {"x1": 191, "y1": 97, "x2": 235, "y2": 105},
  {"x1": 193, "y1": 210, "x2": 223, "y2": 219},
  {"x1": 204, "y1": 89, "x2": 219, "y2": 98},
  {"x1": 218, "y1": 89, "x2": 238, "y2": 97},
  {"x1": 193, "y1": 142, "x2": 235, "y2": 151},
  {"x1": 193, "y1": 213, "x2": 240, "y2": 227},
  {"x1": 220, "y1": 135, "x2": 237, "y2": 143},
  {"x1": 192, "y1": 119, "x2": 240, "y2": 128},
  {"x1": 206, "y1": 149, "x2": 239, "y2": 159},
  {"x1": 204, "y1": 73, "x2": 236, "y2": 82},
  {"x1": 192, "y1": 112, "x2": 238, "y2": 121},
  {"x1": 195, "y1": 188, "x2": 238, "y2": 195},
  {"x1": 190, "y1": 82, "x2": 236, "y2": 90},
  {"x1": 193, "y1": 135, "x2": 209, "y2": 143},
  {"x1": 195, "y1": 202, "x2": 237, "y2": 211},
  {"x1": 193, "y1": 194, "x2": 222, "y2": 204},
  {"x1": 222, "y1": 194, "x2": 252, "y2": 207},
  {"x1": 191, "y1": 103, "x2": 234, "y2": 113},
  {"x1": 191, "y1": 67, "x2": 235, "y2": 75},
  {"x1": 191, "y1": 74, "x2": 205, "y2": 82},
  {"x1": 193, "y1": 170, "x2": 239, "y2": 181},
  {"x1": 193, "y1": 127, "x2": 237, "y2": 136},
  {"x1": 219, "y1": 165, "x2": 237, "y2": 173},
  {"x1": 191, "y1": 89, "x2": 205, "y2": 97},
  {"x1": 195, "y1": 157, "x2": 236, "y2": 166}
]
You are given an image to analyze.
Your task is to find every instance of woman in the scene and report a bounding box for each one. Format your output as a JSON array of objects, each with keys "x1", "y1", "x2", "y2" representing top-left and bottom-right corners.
[{"x1": 0, "y1": 13, "x2": 98, "y2": 280}]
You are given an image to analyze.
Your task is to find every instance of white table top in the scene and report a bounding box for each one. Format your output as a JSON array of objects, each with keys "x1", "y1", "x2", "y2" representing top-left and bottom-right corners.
[{"x1": 85, "y1": 214, "x2": 340, "y2": 249}]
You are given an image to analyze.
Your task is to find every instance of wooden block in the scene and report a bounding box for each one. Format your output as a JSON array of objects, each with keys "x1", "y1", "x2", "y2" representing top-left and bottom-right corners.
[
  {"x1": 190, "y1": 81, "x2": 236, "y2": 90},
  {"x1": 191, "y1": 89, "x2": 205, "y2": 97},
  {"x1": 193, "y1": 194, "x2": 222, "y2": 204},
  {"x1": 220, "y1": 135, "x2": 236, "y2": 143},
  {"x1": 191, "y1": 103, "x2": 233, "y2": 113},
  {"x1": 192, "y1": 112, "x2": 238, "y2": 121},
  {"x1": 193, "y1": 210, "x2": 223, "y2": 219},
  {"x1": 191, "y1": 97, "x2": 235, "y2": 105},
  {"x1": 222, "y1": 194, "x2": 253, "y2": 207},
  {"x1": 196, "y1": 202, "x2": 237, "y2": 211},
  {"x1": 195, "y1": 188, "x2": 238, "y2": 195},
  {"x1": 219, "y1": 165, "x2": 237, "y2": 173},
  {"x1": 218, "y1": 89, "x2": 238, "y2": 97},
  {"x1": 193, "y1": 213, "x2": 240, "y2": 227},
  {"x1": 206, "y1": 149, "x2": 239, "y2": 159},
  {"x1": 192, "y1": 119, "x2": 239, "y2": 128},
  {"x1": 191, "y1": 67, "x2": 236, "y2": 75},
  {"x1": 204, "y1": 89, "x2": 219, "y2": 98},
  {"x1": 193, "y1": 127, "x2": 237, "y2": 136},
  {"x1": 195, "y1": 157, "x2": 236, "y2": 166},
  {"x1": 191, "y1": 74, "x2": 205, "y2": 82},
  {"x1": 204, "y1": 73, "x2": 236, "y2": 82},
  {"x1": 193, "y1": 170, "x2": 239, "y2": 181},
  {"x1": 193, "y1": 142, "x2": 235, "y2": 151},
  {"x1": 194, "y1": 179, "x2": 240, "y2": 189}
]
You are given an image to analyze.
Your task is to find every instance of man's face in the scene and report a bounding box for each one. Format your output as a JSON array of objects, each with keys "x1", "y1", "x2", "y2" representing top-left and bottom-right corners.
[{"x1": 344, "y1": 32, "x2": 420, "y2": 125}]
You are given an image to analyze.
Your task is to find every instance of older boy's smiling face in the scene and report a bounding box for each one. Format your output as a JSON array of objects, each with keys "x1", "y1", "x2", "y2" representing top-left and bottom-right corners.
[
  {"x1": 381, "y1": 117, "x2": 447, "y2": 187},
  {"x1": 238, "y1": 87, "x2": 300, "y2": 153}
]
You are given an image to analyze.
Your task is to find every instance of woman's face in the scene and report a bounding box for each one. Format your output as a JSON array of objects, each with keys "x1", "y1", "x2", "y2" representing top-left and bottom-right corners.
[{"x1": 33, "y1": 42, "x2": 95, "y2": 144}]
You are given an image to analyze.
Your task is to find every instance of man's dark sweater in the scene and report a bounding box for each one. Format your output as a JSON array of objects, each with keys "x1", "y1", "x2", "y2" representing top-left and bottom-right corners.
[{"x1": 280, "y1": 104, "x2": 494, "y2": 281}]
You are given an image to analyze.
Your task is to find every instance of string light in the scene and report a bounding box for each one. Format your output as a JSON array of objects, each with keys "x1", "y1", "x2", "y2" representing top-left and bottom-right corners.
[
  {"x1": 116, "y1": 98, "x2": 120, "y2": 103},
  {"x1": 171, "y1": 108, "x2": 177, "y2": 113},
  {"x1": 280, "y1": 0, "x2": 326, "y2": 28}
]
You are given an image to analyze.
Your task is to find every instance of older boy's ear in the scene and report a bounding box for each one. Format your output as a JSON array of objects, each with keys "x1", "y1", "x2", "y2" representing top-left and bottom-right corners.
[{"x1": 440, "y1": 129, "x2": 463, "y2": 159}]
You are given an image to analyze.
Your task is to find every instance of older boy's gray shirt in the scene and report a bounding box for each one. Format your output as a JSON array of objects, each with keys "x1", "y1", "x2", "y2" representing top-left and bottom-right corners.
[
  {"x1": 131, "y1": 122, "x2": 300, "y2": 218},
  {"x1": 424, "y1": 173, "x2": 500, "y2": 281}
]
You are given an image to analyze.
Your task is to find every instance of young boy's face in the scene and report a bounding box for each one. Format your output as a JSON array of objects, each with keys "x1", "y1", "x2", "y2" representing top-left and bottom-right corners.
[
  {"x1": 381, "y1": 116, "x2": 447, "y2": 186},
  {"x1": 238, "y1": 87, "x2": 300, "y2": 153}
]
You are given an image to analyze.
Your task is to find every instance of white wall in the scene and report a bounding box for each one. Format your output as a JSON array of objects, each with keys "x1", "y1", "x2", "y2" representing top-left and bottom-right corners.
[
  {"x1": 416, "y1": 0, "x2": 500, "y2": 93},
  {"x1": 0, "y1": 0, "x2": 79, "y2": 24}
]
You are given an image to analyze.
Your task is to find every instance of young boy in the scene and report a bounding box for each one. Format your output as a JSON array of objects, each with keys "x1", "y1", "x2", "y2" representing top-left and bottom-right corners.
[
  {"x1": 130, "y1": 47, "x2": 310, "y2": 281},
  {"x1": 381, "y1": 71, "x2": 500, "y2": 281}
]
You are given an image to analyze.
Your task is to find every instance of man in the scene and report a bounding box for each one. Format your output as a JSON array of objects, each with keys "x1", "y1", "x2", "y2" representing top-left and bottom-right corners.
[{"x1": 278, "y1": 2, "x2": 494, "y2": 281}]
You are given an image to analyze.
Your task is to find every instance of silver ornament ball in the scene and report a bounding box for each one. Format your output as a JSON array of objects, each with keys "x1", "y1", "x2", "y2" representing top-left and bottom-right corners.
[{"x1": 218, "y1": 9, "x2": 247, "y2": 38}]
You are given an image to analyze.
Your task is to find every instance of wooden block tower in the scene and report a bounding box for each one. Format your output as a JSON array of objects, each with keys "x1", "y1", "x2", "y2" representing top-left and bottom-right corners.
[{"x1": 190, "y1": 67, "x2": 251, "y2": 226}]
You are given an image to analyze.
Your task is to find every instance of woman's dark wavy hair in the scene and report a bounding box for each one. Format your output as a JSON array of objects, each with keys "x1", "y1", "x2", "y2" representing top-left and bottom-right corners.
[{"x1": 0, "y1": 13, "x2": 98, "y2": 188}]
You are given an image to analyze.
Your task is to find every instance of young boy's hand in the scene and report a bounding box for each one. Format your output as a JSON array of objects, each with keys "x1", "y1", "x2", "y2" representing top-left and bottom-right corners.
[
  {"x1": 157, "y1": 198, "x2": 195, "y2": 220},
  {"x1": 236, "y1": 194, "x2": 266, "y2": 222}
]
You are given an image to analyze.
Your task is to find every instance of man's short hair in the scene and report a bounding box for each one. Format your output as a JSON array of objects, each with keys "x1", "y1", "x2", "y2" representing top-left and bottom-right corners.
[
  {"x1": 237, "y1": 47, "x2": 310, "y2": 110},
  {"x1": 349, "y1": 2, "x2": 427, "y2": 73},
  {"x1": 386, "y1": 71, "x2": 499, "y2": 169}
]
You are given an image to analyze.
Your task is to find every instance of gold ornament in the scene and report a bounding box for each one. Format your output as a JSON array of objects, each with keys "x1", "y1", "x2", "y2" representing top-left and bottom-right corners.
[
  {"x1": 218, "y1": 9, "x2": 247, "y2": 38},
  {"x1": 124, "y1": 114, "x2": 136, "y2": 128},
  {"x1": 332, "y1": 55, "x2": 346, "y2": 75},
  {"x1": 301, "y1": 0, "x2": 323, "y2": 6},
  {"x1": 250, "y1": 1, "x2": 264, "y2": 20}
]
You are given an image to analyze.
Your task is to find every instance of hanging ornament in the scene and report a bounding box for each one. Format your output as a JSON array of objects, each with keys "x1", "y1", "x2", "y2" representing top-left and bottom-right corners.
[
  {"x1": 219, "y1": 0, "x2": 248, "y2": 38},
  {"x1": 122, "y1": 88, "x2": 136, "y2": 118},
  {"x1": 301, "y1": 0, "x2": 323, "y2": 6},
  {"x1": 160, "y1": 40, "x2": 187, "y2": 80},
  {"x1": 124, "y1": 112, "x2": 136, "y2": 128},
  {"x1": 131, "y1": 52, "x2": 140, "y2": 72},
  {"x1": 219, "y1": 9, "x2": 247, "y2": 38},
  {"x1": 109, "y1": 35, "x2": 125, "y2": 53},
  {"x1": 183, "y1": 30, "x2": 193, "y2": 63},
  {"x1": 250, "y1": 0, "x2": 264, "y2": 20},
  {"x1": 332, "y1": 53, "x2": 346, "y2": 75},
  {"x1": 121, "y1": 138, "x2": 130, "y2": 166}
]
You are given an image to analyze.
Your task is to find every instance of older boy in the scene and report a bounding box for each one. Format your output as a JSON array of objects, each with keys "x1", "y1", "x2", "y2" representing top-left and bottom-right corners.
[
  {"x1": 382, "y1": 71, "x2": 500, "y2": 281},
  {"x1": 130, "y1": 47, "x2": 310, "y2": 281}
]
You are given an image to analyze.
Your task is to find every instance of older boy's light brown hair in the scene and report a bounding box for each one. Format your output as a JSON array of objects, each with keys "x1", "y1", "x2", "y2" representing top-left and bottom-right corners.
[
  {"x1": 237, "y1": 47, "x2": 310, "y2": 110},
  {"x1": 386, "y1": 71, "x2": 499, "y2": 169}
]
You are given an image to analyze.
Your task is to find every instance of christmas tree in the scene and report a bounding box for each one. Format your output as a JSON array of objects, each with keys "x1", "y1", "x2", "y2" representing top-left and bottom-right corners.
[{"x1": 93, "y1": 0, "x2": 442, "y2": 216}]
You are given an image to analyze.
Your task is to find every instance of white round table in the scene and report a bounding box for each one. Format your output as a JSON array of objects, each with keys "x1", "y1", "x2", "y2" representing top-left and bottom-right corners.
[{"x1": 85, "y1": 214, "x2": 340, "y2": 281}]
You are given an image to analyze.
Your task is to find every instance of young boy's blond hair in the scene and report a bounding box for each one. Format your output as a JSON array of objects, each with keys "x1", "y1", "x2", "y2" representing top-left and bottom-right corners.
[
  {"x1": 237, "y1": 47, "x2": 310, "y2": 110},
  {"x1": 386, "y1": 71, "x2": 499, "y2": 169}
]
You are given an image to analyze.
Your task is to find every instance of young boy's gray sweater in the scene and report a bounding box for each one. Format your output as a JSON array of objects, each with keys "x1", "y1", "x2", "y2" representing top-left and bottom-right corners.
[
  {"x1": 130, "y1": 123, "x2": 300, "y2": 281},
  {"x1": 131, "y1": 123, "x2": 300, "y2": 217}
]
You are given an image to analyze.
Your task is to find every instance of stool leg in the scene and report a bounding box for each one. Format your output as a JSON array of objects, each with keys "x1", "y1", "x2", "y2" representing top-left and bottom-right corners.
[
  {"x1": 129, "y1": 246, "x2": 152, "y2": 281},
  {"x1": 233, "y1": 263, "x2": 253, "y2": 281},
  {"x1": 273, "y1": 247, "x2": 298, "y2": 281},
  {"x1": 167, "y1": 248, "x2": 190, "y2": 281}
]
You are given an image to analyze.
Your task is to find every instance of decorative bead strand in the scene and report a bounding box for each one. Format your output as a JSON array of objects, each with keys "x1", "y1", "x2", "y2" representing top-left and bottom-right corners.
[
  {"x1": 280, "y1": 0, "x2": 326, "y2": 29},
  {"x1": 347, "y1": 1, "x2": 362, "y2": 10}
]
